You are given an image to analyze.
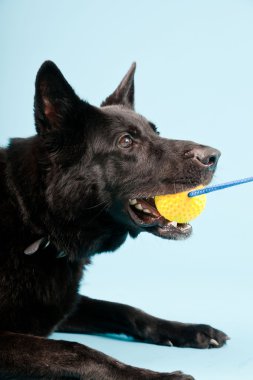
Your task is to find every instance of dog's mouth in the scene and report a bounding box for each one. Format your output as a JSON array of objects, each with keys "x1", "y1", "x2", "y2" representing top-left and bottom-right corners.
[{"x1": 127, "y1": 197, "x2": 192, "y2": 240}]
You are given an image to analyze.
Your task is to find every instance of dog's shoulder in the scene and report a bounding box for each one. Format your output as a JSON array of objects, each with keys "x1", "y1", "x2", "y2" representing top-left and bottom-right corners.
[
  {"x1": 0, "y1": 146, "x2": 8, "y2": 198},
  {"x1": 0, "y1": 146, "x2": 7, "y2": 167}
]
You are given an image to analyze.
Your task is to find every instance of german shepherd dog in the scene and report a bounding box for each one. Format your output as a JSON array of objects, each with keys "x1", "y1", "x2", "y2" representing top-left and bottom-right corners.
[{"x1": 0, "y1": 61, "x2": 229, "y2": 379}]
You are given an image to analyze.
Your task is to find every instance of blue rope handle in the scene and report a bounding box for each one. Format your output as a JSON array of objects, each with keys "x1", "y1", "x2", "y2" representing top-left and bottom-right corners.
[{"x1": 188, "y1": 176, "x2": 253, "y2": 197}]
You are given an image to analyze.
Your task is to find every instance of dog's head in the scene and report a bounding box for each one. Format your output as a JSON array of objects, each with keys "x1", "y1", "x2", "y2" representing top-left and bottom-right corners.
[{"x1": 34, "y1": 61, "x2": 220, "y2": 242}]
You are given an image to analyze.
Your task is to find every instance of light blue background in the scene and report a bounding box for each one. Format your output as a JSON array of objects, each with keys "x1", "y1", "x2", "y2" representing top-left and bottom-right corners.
[{"x1": 1, "y1": 1, "x2": 253, "y2": 379}]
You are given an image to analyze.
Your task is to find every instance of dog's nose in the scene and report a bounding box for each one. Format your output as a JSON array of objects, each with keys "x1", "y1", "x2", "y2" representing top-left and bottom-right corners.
[{"x1": 187, "y1": 147, "x2": 221, "y2": 169}]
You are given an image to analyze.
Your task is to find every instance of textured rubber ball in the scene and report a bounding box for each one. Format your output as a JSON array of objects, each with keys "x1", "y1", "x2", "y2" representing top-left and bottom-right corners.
[{"x1": 155, "y1": 186, "x2": 207, "y2": 223}]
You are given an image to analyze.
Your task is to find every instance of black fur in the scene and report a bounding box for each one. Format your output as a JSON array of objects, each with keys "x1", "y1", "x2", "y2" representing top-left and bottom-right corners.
[{"x1": 0, "y1": 61, "x2": 228, "y2": 379}]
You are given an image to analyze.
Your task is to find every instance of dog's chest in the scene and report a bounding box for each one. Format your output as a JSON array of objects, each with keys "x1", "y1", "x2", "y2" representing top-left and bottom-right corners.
[{"x1": 0, "y1": 251, "x2": 85, "y2": 336}]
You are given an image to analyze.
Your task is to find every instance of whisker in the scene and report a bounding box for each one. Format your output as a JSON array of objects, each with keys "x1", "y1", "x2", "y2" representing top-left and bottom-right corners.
[
  {"x1": 83, "y1": 201, "x2": 112, "y2": 226},
  {"x1": 83, "y1": 200, "x2": 109, "y2": 210}
]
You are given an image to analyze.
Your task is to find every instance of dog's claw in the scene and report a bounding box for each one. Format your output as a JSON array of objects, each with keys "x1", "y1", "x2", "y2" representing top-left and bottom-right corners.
[{"x1": 209, "y1": 338, "x2": 219, "y2": 346}]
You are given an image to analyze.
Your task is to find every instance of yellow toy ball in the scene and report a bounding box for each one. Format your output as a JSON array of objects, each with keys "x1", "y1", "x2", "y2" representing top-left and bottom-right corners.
[{"x1": 155, "y1": 186, "x2": 207, "y2": 223}]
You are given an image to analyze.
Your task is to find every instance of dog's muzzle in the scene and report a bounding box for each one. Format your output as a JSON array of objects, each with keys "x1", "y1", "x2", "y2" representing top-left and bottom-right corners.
[{"x1": 127, "y1": 197, "x2": 192, "y2": 240}]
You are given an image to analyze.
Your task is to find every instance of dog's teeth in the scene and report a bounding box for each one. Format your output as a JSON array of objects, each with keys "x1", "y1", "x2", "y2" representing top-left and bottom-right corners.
[
  {"x1": 171, "y1": 221, "x2": 177, "y2": 227},
  {"x1": 135, "y1": 204, "x2": 143, "y2": 210},
  {"x1": 181, "y1": 224, "x2": 191, "y2": 231},
  {"x1": 129, "y1": 199, "x2": 137, "y2": 205},
  {"x1": 143, "y1": 208, "x2": 151, "y2": 214}
]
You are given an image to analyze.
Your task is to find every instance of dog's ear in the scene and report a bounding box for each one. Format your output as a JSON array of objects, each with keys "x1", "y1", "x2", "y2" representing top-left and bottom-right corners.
[
  {"x1": 101, "y1": 63, "x2": 136, "y2": 109},
  {"x1": 34, "y1": 61, "x2": 80, "y2": 135}
]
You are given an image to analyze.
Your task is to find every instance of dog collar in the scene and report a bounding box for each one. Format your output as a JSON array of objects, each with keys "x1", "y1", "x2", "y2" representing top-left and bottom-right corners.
[{"x1": 24, "y1": 237, "x2": 67, "y2": 259}]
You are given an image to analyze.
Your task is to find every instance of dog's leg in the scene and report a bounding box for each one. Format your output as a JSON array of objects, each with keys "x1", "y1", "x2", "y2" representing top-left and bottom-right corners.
[
  {"x1": 0, "y1": 331, "x2": 193, "y2": 380},
  {"x1": 58, "y1": 296, "x2": 229, "y2": 349}
]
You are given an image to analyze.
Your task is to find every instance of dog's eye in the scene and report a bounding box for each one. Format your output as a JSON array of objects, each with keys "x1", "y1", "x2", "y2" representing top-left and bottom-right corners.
[{"x1": 118, "y1": 134, "x2": 133, "y2": 149}]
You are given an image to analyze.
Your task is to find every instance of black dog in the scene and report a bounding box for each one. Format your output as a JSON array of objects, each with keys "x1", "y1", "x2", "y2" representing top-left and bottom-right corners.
[{"x1": 0, "y1": 61, "x2": 228, "y2": 379}]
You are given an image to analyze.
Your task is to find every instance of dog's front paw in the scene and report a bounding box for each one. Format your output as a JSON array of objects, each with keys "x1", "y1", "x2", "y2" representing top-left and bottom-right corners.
[
  {"x1": 169, "y1": 323, "x2": 230, "y2": 349},
  {"x1": 151, "y1": 371, "x2": 195, "y2": 380},
  {"x1": 139, "y1": 318, "x2": 230, "y2": 349},
  {"x1": 132, "y1": 370, "x2": 194, "y2": 380}
]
